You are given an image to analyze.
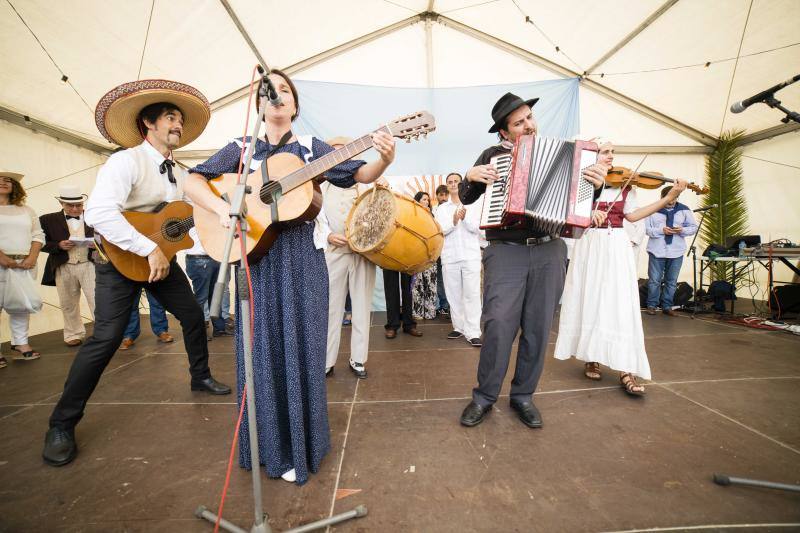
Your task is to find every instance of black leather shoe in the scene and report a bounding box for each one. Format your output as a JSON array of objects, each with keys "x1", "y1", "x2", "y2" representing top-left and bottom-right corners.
[
  {"x1": 325, "y1": 367, "x2": 334, "y2": 378},
  {"x1": 510, "y1": 400, "x2": 543, "y2": 428},
  {"x1": 460, "y1": 401, "x2": 492, "y2": 427},
  {"x1": 191, "y1": 377, "x2": 232, "y2": 395},
  {"x1": 43, "y1": 427, "x2": 77, "y2": 467}
]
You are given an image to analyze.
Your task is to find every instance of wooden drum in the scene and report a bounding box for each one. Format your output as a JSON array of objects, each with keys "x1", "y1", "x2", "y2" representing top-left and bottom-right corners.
[{"x1": 345, "y1": 186, "x2": 443, "y2": 275}]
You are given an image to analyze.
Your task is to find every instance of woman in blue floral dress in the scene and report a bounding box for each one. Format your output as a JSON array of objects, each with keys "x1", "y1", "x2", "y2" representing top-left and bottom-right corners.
[{"x1": 185, "y1": 69, "x2": 395, "y2": 484}]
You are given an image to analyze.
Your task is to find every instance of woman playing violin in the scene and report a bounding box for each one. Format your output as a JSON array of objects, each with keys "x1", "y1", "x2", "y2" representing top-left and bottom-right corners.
[{"x1": 554, "y1": 139, "x2": 687, "y2": 396}]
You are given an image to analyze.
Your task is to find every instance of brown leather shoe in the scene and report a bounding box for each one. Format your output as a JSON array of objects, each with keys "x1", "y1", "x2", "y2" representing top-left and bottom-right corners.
[
  {"x1": 119, "y1": 338, "x2": 135, "y2": 350},
  {"x1": 384, "y1": 329, "x2": 397, "y2": 339},
  {"x1": 64, "y1": 339, "x2": 82, "y2": 347},
  {"x1": 663, "y1": 309, "x2": 677, "y2": 317},
  {"x1": 157, "y1": 332, "x2": 174, "y2": 343},
  {"x1": 404, "y1": 328, "x2": 423, "y2": 337},
  {"x1": 645, "y1": 307, "x2": 657, "y2": 315}
]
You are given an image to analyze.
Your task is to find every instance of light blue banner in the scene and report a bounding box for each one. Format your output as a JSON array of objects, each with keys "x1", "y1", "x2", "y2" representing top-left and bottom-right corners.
[{"x1": 293, "y1": 78, "x2": 580, "y2": 176}]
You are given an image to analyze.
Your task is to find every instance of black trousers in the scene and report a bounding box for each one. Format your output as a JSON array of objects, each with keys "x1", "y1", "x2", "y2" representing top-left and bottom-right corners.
[
  {"x1": 49, "y1": 260, "x2": 211, "y2": 430},
  {"x1": 383, "y1": 269, "x2": 416, "y2": 332},
  {"x1": 473, "y1": 239, "x2": 567, "y2": 406}
]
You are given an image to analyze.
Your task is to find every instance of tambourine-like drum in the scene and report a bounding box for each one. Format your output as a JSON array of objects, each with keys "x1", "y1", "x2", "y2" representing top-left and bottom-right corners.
[{"x1": 345, "y1": 186, "x2": 443, "y2": 275}]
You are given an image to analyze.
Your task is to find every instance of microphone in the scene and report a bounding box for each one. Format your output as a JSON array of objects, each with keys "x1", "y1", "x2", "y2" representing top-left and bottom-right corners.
[
  {"x1": 730, "y1": 74, "x2": 800, "y2": 113},
  {"x1": 256, "y1": 65, "x2": 283, "y2": 107},
  {"x1": 693, "y1": 204, "x2": 718, "y2": 213}
]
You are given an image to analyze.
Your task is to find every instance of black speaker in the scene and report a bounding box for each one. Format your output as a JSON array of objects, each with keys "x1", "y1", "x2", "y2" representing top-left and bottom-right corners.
[
  {"x1": 638, "y1": 278, "x2": 648, "y2": 308},
  {"x1": 770, "y1": 285, "x2": 800, "y2": 316},
  {"x1": 673, "y1": 282, "x2": 693, "y2": 306}
]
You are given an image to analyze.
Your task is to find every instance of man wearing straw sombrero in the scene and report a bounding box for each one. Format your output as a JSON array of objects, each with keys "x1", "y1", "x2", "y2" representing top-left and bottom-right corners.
[
  {"x1": 43, "y1": 79, "x2": 231, "y2": 467},
  {"x1": 39, "y1": 185, "x2": 97, "y2": 347}
]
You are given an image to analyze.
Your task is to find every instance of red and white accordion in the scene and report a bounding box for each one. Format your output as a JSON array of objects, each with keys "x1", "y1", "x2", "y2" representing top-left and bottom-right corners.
[{"x1": 479, "y1": 135, "x2": 599, "y2": 236}]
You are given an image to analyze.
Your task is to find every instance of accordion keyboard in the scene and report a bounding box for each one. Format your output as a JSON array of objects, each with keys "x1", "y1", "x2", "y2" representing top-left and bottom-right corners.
[{"x1": 479, "y1": 153, "x2": 513, "y2": 228}]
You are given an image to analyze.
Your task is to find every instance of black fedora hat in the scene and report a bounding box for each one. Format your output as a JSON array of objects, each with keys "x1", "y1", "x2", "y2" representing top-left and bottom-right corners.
[{"x1": 488, "y1": 92, "x2": 539, "y2": 133}]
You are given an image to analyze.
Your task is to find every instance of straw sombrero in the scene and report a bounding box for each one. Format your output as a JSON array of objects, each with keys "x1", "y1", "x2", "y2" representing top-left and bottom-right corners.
[
  {"x1": 95, "y1": 79, "x2": 210, "y2": 148},
  {"x1": 0, "y1": 170, "x2": 24, "y2": 182}
]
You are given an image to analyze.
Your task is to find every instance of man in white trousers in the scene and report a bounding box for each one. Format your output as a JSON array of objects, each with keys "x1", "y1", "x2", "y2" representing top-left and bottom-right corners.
[
  {"x1": 435, "y1": 172, "x2": 482, "y2": 347},
  {"x1": 321, "y1": 137, "x2": 376, "y2": 379}
]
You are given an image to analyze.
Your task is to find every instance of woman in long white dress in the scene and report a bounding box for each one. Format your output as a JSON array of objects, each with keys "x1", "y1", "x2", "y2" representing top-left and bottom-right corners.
[{"x1": 554, "y1": 141, "x2": 686, "y2": 395}]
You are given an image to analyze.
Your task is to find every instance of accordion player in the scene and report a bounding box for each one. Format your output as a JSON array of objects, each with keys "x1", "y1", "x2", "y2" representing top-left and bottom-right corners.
[{"x1": 479, "y1": 135, "x2": 599, "y2": 237}]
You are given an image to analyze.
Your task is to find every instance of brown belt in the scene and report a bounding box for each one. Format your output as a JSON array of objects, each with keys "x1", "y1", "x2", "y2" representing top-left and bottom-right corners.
[{"x1": 6, "y1": 254, "x2": 27, "y2": 260}]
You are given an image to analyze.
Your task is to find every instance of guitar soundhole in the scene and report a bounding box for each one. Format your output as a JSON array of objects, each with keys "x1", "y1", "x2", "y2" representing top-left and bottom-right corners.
[{"x1": 163, "y1": 218, "x2": 186, "y2": 241}]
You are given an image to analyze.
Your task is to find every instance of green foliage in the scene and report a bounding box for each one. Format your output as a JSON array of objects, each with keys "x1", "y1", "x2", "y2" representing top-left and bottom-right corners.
[{"x1": 700, "y1": 130, "x2": 749, "y2": 285}]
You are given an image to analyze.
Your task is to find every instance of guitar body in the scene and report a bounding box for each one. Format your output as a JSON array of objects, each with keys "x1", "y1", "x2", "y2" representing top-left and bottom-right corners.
[
  {"x1": 96, "y1": 201, "x2": 195, "y2": 282},
  {"x1": 195, "y1": 152, "x2": 322, "y2": 263}
]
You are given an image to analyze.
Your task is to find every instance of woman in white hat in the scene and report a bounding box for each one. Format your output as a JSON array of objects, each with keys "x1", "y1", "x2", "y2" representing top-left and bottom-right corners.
[{"x1": 0, "y1": 170, "x2": 45, "y2": 367}]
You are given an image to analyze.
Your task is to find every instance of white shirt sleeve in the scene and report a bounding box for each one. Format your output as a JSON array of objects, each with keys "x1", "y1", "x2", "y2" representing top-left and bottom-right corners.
[
  {"x1": 85, "y1": 152, "x2": 158, "y2": 257},
  {"x1": 313, "y1": 208, "x2": 331, "y2": 251}
]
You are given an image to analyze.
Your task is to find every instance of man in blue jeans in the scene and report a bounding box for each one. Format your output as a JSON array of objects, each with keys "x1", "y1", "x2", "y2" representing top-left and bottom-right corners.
[
  {"x1": 645, "y1": 186, "x2": 698, "y2": 316},
  {"x1": 184, "y1": 228, "x2": 233, "y2": 339},
  {"x1": 119, "y1": 288, "x2": 173, "y2": 349}
]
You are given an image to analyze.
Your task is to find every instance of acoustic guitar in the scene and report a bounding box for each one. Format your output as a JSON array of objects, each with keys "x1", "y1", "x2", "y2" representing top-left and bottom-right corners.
[
  {"x1": 94, "y1": 201, "x2": 194, "y2": 282},
  {"x1": 194, "y1": 111, "x2": 436, "y2": 263}
]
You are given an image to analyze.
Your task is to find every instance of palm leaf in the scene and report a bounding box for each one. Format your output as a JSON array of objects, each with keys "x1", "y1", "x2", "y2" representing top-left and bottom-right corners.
[{"x1": 700, "y1": 130, "x2": 749, "y2": 285}]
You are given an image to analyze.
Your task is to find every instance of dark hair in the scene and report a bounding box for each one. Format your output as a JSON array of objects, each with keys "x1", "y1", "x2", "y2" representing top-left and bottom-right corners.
[
  {"x1": 257, "y1": 68, "x2": 300, "y2": 121},
  {"x1": 435, "y1": 184, "x2": 448, "y2": 195},
  {"x1": 137, "y1": 102, "x2": 183, "y2": 138},
  {"x1": 446, "y1": 172, "x2": 462, "y2": 182},
  {"x1": 4, "y1": 179, "x2": 27, "y2": 206},
  {"x1": 414, "y1": 191, "x2": 431, "y2": 210},
  {"x1": 661, "y1": 185, "x2": 673, "y2": 198}
]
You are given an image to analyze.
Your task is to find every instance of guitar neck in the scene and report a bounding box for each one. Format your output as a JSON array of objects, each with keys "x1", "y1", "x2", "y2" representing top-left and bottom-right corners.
[{"x1": 276, "y1": 126, "x2": 390, "y2": 194}]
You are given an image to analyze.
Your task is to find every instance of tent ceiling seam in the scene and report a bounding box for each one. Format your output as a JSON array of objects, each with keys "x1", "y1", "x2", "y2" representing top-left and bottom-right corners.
[
  {"x1": 0, "y1": 107, "x2": 112, "y2": 156},
  {"x1": 218, "y1": 0, "x2": 269, "y2": 69},
  {"x1": 717, "y1": 0, "x2": 754, "y2": 137},
  {"x1": 585, "y1": 0, "x2": 680, "y2": 74},
  {"x1": 436, "y1": 14, "x2": 717, "y2": 146},
  {"x1": 739, "y1": 123, "x2": 800, "y2": 146},
  {"x1": 137, "y1": 0, "x2": 156, "y2": 80}
]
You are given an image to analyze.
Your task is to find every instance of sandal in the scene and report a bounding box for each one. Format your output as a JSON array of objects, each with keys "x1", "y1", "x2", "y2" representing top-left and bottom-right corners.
[
  {"x1": 620, "y1": 373, "x2": 645, "y2": 396},
  {"x1": 0, "y1": 356, "x2": 7, "y2": 369},
  {"x1": 11, "y1": 345, "x2": 41, "y2": 361},
  {"x1": 584, "y1": 362, "x2": 602, "y2": 381}
]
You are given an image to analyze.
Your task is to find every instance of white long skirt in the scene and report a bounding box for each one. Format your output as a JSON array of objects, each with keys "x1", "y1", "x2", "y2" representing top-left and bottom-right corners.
[{"x1": 554, "y1": 227, "x2": 651, "y2": 379}]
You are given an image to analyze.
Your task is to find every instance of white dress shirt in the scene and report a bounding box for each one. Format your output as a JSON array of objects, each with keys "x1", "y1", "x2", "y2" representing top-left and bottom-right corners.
[
  {"x1": 435, "y1": 197, "x2": 482, "y2": 264},
  {"x1": 85, "y1": 141, "x2": 178, "y2": 257}
]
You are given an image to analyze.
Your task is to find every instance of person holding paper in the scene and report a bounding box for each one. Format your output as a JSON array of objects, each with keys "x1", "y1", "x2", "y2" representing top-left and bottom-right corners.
[{"x1": 40, "y1": 185, "x2": 97, "y2": 347}]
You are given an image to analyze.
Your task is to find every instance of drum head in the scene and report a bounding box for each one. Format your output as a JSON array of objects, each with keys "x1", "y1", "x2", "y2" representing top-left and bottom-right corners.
[{"x1": 346, "y1": 187, "x2": 396, "y2": 253}]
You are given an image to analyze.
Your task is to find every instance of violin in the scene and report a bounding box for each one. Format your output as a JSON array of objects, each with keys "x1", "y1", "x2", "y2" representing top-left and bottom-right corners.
[{"x1": 605, "y1": 167, "x2": 708, "y2": 194}]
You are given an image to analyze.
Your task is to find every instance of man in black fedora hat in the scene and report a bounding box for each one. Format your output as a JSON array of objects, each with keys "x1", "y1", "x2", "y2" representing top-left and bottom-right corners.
[{"x1": 457, "y1": 92, "x2": 607, "y2": 429}]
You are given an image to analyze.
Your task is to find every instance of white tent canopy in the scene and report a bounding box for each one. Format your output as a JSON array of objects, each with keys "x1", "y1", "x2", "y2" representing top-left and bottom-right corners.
[
  {"x1": 2, "y1": 0, "x2": 798, "y2": 151},
  {"x1": 1, "y1": 0, "x2": 799, "y2": 339}
]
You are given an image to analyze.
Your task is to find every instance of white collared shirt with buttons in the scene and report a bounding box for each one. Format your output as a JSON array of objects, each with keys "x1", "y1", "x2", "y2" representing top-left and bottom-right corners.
[{"x1": 85, "y1": 141, "x2": 177, "y2": 257}]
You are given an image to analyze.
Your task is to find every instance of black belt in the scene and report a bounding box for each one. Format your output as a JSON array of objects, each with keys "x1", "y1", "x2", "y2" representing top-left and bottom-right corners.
[
  {"x1": 491, "y1": 235, "x2": 557, "y2": 247},
  {"x1": 185, "y1": 254, "x2": 210, "y2": 258}
]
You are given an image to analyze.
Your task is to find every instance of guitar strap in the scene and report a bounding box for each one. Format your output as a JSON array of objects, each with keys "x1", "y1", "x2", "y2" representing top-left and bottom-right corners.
[{"x1": 260, "y1": 130, "x2": 295, "y2": 186}]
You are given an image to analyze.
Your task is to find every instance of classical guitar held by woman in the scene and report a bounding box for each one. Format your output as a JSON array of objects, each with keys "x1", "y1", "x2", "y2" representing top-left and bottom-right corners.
[{"x1": 194, "y1": 111, "x2": 436, "y2": 263}]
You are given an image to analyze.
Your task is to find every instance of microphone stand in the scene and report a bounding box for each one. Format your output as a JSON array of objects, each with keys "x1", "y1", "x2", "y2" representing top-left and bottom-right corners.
[
  {"x1": 688, "y1": 208, "x2": 710, "y2": 318},
  {"x1": 196, "y1": 67, "x2": 367, "y2": 533},
  {"x1": 762, "y1": 95, "x2": 800, "y2": 124}
]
